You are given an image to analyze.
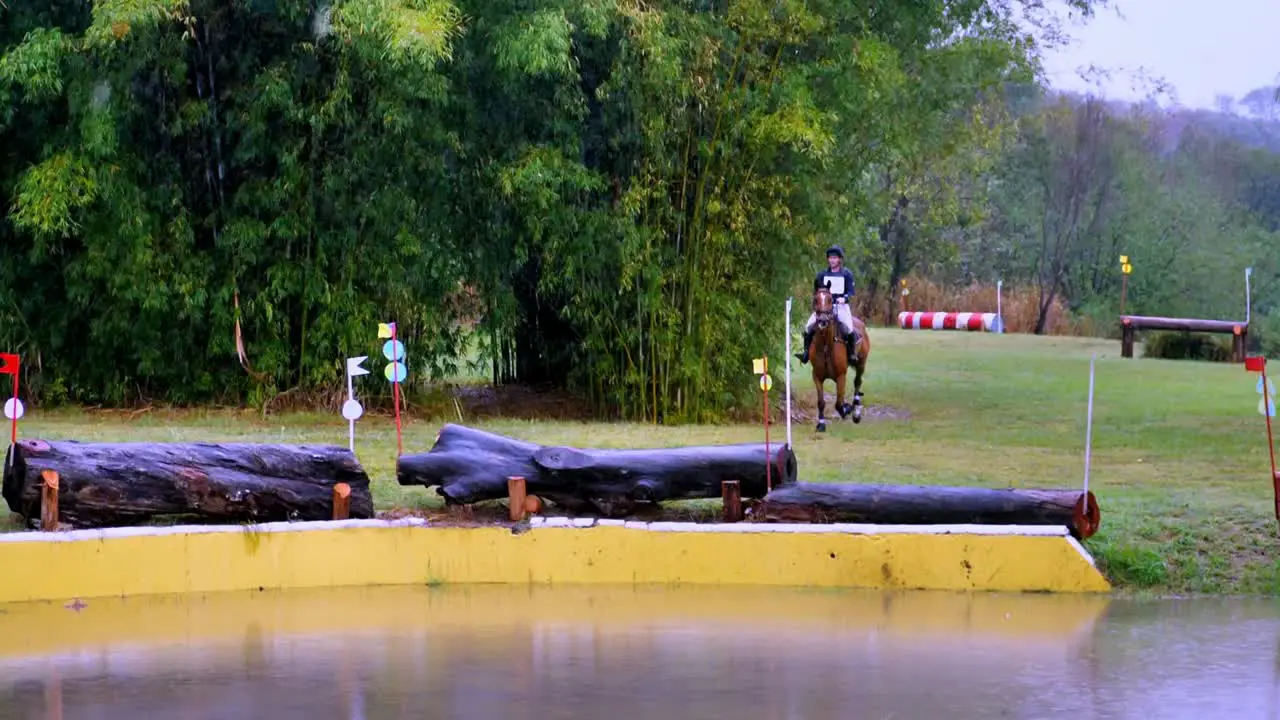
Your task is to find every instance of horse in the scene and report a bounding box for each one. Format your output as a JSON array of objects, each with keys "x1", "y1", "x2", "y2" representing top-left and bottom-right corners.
[{"x1": 807, "y1": 287, "x2": 871, "y2": 432}]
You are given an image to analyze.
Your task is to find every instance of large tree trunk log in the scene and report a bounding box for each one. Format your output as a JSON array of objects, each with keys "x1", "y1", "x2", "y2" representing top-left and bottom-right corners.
[
  {"x1": 756, "y1": 483, "x2": 1100, "y2": 539},
  {"x1": 396, "y1": 425, "x2": 541, "y2": 504},
  {"x1": 397, "y1": 424, "x2": 798, "y2": 516},
  {"x1": 3, "y1": 439, "x2": 374, "y2": 529}
]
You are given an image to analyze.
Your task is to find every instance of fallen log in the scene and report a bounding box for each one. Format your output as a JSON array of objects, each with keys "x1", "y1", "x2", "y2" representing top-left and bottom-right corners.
[
  {"x1": 2, "y1": 439, "x2": 374, "y2": 529},
  {"x1": 397, "y1": 425, "x2": 541, "y2": 505},
  {"x1": 756, "y1": 483, "x2": 1100, "y2": 539},
  {"x1": 397, "y1": 423, "x2": 798, "y2": 516}
]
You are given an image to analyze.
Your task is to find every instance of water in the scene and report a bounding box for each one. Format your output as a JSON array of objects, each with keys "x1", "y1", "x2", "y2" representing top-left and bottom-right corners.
[{"x1": 0, "y1": 585, "x2": 1276, "y2": 719}]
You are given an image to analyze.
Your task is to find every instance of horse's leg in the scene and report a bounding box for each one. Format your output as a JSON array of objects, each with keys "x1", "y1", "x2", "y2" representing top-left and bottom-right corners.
[
  {"x1": 814, "y1": 373, "x2": 827, "y2": 433},
  {"x1": 834, "y1": 356, "x2": 849, "y2": 419},
  {"x1": 851, "y1": 355, "x2": 865, "y2": 424}
]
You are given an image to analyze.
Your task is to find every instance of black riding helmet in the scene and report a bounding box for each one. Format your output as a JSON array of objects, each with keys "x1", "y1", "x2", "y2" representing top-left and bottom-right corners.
[{"x1": 826, "y1": 245, "x2": 844, "y2": 259}]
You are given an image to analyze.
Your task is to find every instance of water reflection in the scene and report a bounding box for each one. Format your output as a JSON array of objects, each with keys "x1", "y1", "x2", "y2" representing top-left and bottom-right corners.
[{"x1": 0, "y1": 586, "x2": 1274, "y2": 719}]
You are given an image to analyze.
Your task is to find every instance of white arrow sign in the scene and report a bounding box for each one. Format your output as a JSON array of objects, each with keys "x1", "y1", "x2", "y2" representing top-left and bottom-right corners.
[{"x1": 347, "y1": 356, "x2": 370, "y2": 378}]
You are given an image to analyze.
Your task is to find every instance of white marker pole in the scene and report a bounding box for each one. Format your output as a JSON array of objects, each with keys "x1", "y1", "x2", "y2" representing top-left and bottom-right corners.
[
  {"x1": 347, "y1": 370, "x2": 356, "y2": 452},
  {"x1": 343, "y1": 357, "x2": 370, "y2": 453},
  {"x1": 785, "y1": 297, "x2": 793, "y2": 448},
  {"x1": 996, "y1": 279, "x2": 1004, "y2": 334},
  {"x1": 1082, "y1": 352, "x2": 1097, "y2": 514},
  {"x1": 1246, "y1": 267, "x2": 1253, "y2": 326}
]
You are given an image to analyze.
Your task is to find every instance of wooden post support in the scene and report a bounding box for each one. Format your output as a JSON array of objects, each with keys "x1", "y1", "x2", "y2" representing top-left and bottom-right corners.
[
  {"x1": 332, "y1": 482, "x2": 351, "y2": 521},
  {"x1": 507, "y1": 475, "x2": 528, "y2": 522},
  {"x1": 1233, "y1": 325, "x2": 1247, "y2": 364},
  {"x1": 40, "y1": 470, "x2": 58, "y2": 531},
  {"x1": 721, "y1": 480, "x2": 743, "y2": 523},
  {"x1": 524, "y1": 494, "x2": 543, "y2": 515},
  {"x1": 1120, "y1": 320, "x2": 1135, "y2": 359}
]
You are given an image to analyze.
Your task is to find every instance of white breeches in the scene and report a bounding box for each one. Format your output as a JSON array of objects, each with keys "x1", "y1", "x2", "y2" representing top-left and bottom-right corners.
[{"x1": 805, "y1": 304, "x2": 855, "y2": 335}]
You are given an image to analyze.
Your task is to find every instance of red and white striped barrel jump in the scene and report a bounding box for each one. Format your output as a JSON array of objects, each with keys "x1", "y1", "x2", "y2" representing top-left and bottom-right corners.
[{"x1": 898, "y1": 311, "x2": 998, "y2": 332}]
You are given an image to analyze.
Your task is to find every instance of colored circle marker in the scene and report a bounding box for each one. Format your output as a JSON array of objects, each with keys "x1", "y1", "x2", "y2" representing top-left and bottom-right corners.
[
  {"x1": 759, "y1": 374, "x2": 773, "y2": 392},
  {"x1": 384, "y1": 362, "x2": 407, "y2": 383},
  {"x1": 382, "y1": 340, "x2": 405, "y2": 362},
  {"x1": 3, "y1": 398, "x2": 23, "y2": 420}
]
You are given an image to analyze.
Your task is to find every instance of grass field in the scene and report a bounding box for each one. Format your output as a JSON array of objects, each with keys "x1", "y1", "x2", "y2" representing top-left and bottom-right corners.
[{"x1": 6, "y1": 329, "x2": 1279, "y2": 596}]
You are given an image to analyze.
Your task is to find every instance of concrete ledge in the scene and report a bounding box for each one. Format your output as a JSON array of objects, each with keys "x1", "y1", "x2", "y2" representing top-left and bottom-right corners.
[{"x1": 0, "y1": 519, "x2": 1111, "y2": 604}]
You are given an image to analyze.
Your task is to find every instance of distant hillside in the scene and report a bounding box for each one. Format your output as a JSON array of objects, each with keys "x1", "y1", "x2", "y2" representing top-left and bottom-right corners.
[
  {"x1": 1045, "y1": 85, "x2": 1280, "y2": 155},
  {"x1": 1166, "y1": 107, "x2": 1280, "y2": 155}
]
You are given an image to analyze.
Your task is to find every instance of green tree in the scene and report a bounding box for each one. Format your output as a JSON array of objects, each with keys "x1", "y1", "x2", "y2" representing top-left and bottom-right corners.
[
  {"x1": 0, "y1": 0, "x2": 466, "y2": 405},
  {"x1": 0, "y1": 0, "x2": 1112, "y2": 421}
]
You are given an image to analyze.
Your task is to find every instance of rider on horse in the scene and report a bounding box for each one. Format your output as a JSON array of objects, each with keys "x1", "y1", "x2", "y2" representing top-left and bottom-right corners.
[{"x1": 796, "y1": 244, "x2": 859, "y2": 365}]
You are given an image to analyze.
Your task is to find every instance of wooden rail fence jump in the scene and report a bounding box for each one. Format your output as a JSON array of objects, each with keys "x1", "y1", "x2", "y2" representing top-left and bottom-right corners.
[{"x1": 1120, "y1": 315, "x2": 1248, "y2": 362}]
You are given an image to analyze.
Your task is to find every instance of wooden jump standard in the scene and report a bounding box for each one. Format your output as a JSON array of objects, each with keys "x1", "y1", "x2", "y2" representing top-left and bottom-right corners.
[{"x1": 1120, "y1": 315, "x2": 1248, "y2": 362}]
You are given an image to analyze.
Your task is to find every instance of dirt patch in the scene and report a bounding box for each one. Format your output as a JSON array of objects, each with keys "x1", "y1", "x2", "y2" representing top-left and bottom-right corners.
[
  {"x1": 785, "y1": 398, "x2": 911, "y2": 424},
  {"x1": 378, "y1": 505, "x2": 511, "y2": 528},
  {"x1": 376, "y1": 498, "x2": 755, "y2": 528}
]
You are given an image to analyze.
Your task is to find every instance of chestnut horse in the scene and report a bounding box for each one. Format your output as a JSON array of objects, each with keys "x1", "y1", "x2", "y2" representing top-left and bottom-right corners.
[{"x1": 807, "y1": 287, "x2": 871, "y2": 432}]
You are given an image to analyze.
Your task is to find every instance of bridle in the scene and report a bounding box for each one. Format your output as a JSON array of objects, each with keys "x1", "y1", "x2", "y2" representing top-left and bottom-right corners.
[{"x1": 814, "y1": 288, "x2": 834, "y2": 330}]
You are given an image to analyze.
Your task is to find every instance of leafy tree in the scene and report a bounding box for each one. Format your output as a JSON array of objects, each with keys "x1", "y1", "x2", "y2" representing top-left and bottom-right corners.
[
  {"x1": 0, "y1": 0, "x2": 1114, "y2": 420},
  {"x1": 0, "y1": 0, "x2": 466, "y2": 405}
]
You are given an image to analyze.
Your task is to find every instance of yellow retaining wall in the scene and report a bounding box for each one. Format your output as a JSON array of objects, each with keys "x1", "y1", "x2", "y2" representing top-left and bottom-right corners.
[
  {"x1": 0, "y1": 518, "x2": 1110, "y2": 604},
  {"x1": 0, "y1": 585, "x2": 1111, "y2": 669}
]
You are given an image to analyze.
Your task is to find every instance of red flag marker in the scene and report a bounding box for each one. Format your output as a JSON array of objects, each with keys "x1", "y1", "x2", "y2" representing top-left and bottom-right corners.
[
  {"x1": 391, "y1": 323, "x2": 402, "y2": 457},
  {"x1": 1, "y1": 353, "x2": 19, "y2": 444},
  {"x1": 378, "y1": 323, "x2": 405, "y2": 458},
  {"x1": 1245, "y1": 355, "x2": 1280, "y2": 524}
]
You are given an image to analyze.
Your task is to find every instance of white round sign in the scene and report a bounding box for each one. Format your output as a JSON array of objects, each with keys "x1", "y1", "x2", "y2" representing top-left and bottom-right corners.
[
  {"x1": 341, "y1": 399, "x2": 364, "y2": 421},
  {"x1": 3, "y1": 398, "x2": 23, "y2": 420}
]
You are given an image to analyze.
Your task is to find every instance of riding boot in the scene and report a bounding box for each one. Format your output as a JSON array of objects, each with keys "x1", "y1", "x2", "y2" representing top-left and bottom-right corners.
[
  {"x1": 846, "y1": 330, "x2": 859, "y2": 362},
  {"x1": 795, "y1": 330, "x2": 815, "y2": 364}
]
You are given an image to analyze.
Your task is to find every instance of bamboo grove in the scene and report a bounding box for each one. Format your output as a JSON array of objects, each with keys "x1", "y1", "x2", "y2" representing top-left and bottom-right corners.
[{"x1": 2, "y1": 0, "x2": 1106, "y2": 420}]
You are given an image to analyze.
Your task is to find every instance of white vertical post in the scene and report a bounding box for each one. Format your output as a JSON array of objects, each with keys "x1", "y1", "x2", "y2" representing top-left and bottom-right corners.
[
  {"x1": 347, "y1": 372, "x2": 356, "y2": 452},
  {"x1": 1082, "y1": 352, "x2": 1097, "y2": 514},
  {"x1": 343, "y1": 356, "x2": 369, "y2": 454},
  {"x1": 996, "y1": 279, "x2": 1004, "y2": 334},
  {"x1": 785, "y1": 297, "x2": 793, "y2": 448},
  {"x1": 1246, "y1": 267, "x2": 1253, "y2": 326}
]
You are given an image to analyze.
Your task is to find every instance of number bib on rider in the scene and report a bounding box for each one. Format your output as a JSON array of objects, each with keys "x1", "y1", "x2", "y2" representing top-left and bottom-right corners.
[{"x1": 823, "y1": 274, "x2": 845, "y2": 297}]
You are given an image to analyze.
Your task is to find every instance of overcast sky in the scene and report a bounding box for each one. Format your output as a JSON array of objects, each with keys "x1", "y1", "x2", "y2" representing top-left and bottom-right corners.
[{"x1": 1037, "y1": 0, "x2": 1279, "y2": 109}]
